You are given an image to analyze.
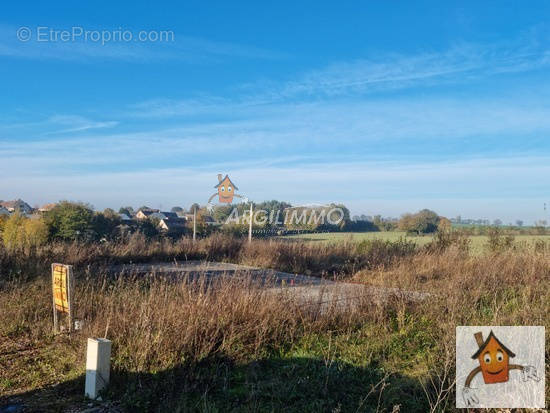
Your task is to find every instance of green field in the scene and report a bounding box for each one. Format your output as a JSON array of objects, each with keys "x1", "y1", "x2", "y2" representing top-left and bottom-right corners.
[{"x1": 285, "y1": 231, "x2": 550, "y2": 253}]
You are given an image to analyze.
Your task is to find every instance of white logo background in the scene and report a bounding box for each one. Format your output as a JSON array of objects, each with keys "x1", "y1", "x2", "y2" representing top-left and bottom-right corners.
[{"x1": 456, "y1": 326, "x2": 545, "y2": 408}]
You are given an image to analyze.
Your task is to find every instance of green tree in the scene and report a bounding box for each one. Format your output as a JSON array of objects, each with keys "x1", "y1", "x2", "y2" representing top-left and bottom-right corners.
[
  {"x1": 398, "y1": 209, "x2": 440, "y2": 234},
  {"x1": 189, "y1": 203, "x2": 201, "y2": 213},
  {"x1": 212, "y1": 204, "x2": 233, "y2": 223},
  {"x1": 44, "y1": 201, "x2": 95, "y2": 241},
  {"x1": 119, "y1": 206, "x2": 134, "y2": 216},
  {"x1": 136, "y1": 219, "x2": 159, "y2": 238},
  {"x1": 92, "y1": 211, "x2": 121, "y2": 240},
  {"x1": 398, "y1": 213, "x2": 414, "y2": 232},
  {"x1": 171, "y1": 206, "x2": 184, "y2": 214}
]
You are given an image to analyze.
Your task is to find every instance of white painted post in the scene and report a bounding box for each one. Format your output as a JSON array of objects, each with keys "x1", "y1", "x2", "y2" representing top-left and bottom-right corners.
[
  {"x1": 193, "y1": 206, "x2": 197, "y2": 241},
  {"x1": 248, "y1": 202, "x2": 253, "y2": 243},
  {"x1": 85, "y1": 338, "x2": 112, "y2": 400}
]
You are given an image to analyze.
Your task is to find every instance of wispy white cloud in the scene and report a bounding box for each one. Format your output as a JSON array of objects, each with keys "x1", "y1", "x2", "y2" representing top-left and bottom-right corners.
[
  {"x1": 45, "y1": 115, "x2": 118, "y2": 134},
  {"x1": 239, "y1": 37, "x2": 550, "y2": 99},
  {"x1": 126, "y1": 32, "x2": 550, "y2": 121},
  {"x1": 0, "y1": 114, "x2": 119, "y2": 138},
  {"x1": 127, "y1": 97, "x2": 236, "y2": 118},
  {"x1": 3, "y1": 93, "x2": 550, "y2": 170}
]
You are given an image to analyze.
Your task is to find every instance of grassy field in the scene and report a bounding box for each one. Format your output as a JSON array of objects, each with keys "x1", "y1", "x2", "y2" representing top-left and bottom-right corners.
[
  {"x1": 285, "y1": 231, "x2": 550, "y2": 253},
  {"x1": 1, "y1": 234, "x2": 549, "y2": 412}
]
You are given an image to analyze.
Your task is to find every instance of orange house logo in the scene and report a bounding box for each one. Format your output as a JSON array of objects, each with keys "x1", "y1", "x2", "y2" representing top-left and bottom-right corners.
[
  {"x1": 469, "y1": 331, "x2": 516, "y2": 384},
  {"x1": 207, "y1": 174, "x2": 247, "y2": 209},
  {"x1": 460, "y1": 328, "x2": 542, "y2": 407}
]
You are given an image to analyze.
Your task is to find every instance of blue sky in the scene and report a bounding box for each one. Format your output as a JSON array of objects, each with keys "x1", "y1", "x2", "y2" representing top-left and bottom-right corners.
[{"x1": 1, "y1": 1, "x2": 549, "y2": 223}]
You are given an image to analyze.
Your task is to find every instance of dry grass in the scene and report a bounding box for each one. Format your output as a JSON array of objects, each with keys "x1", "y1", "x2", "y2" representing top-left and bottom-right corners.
[
  {"x1": 0, "y1": 232, "x2": 418, "y2": 284},
  {"x1": 0, "y1": 234, "x2": 548, "y2": 411}
]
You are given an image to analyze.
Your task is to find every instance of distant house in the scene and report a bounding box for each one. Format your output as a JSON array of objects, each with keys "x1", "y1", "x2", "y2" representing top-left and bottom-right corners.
[
  {"x1": 161, "y1": 211, "x2": 179, "y2": 220},
  {"x1": 0, "y1": 206, "x2": 10, "y2": 216},
  {"x1": 182, "y1": 213, "x2": 216, "y2": 225},
  {"x1": 137, "y1": 210, "x2": 180, "y2": 221},
  {"x1": 135, "y1": 209, "x2": 159, "y2": 220},
  {"x1": 39, "y1": 203, "x2": 57, "y2": 213},
  {"x1": 0, "y1": 199, "x2": 33, "y2": 214},
  {"x1": 203, "y1": 215, "x2": 216, "y2": 225},
  {"x1": 149, "y1": 212, "x2": 166, "y2": 220},
  {"x1": 119, "y1": 213, "x2": 133, "y2": 221},
  {"x1": 158, "y1": 218, "x2": 187, "y2": 234}
]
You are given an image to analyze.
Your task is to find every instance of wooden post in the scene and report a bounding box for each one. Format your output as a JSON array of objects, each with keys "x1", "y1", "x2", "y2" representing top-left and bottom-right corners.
[
  {"x1": 193, "y1": 206, "x2": 197, "y2": 241},
  {"x1": 67, "y1": 265, "x2": 74, "y2": 333},
  {"x1": 248, "y1": 202, "x2": 253, "y2": 243},
  {"x1": 51, "y1": 263, "x2": 58, "y2": 333},
  {"x1": 85, "y1": 338, "x2": 112, "y2": 399},
  {"x1": 52, "y1": 263, "x2": 74, "y2": 333}
]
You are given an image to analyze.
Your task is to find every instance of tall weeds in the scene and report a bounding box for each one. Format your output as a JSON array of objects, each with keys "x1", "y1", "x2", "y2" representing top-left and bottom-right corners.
[
  {"x1": 0, "y1": 235, "x2": 548, "y2": 411},
  {"x1": 0, "y1": 233, "x2": 418, "y2": 283}
]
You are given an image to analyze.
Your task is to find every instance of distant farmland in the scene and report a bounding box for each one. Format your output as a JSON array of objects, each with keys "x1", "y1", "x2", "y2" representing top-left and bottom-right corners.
[{"x1": 284, "y1": 231, "x2": 550, "y2": 253}]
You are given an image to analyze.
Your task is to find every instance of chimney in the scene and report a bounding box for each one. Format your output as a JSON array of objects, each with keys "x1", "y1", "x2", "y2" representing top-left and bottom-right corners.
[
  {"x1": 474, "y1": 332, "x2": 484, "y2": 348},
  {"x1": 217, "y1": 174, "x2": 223, "y2": 183}
]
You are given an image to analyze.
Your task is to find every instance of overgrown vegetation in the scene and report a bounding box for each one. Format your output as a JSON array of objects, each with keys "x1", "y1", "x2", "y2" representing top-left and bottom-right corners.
[
  {"x1": 0, "y1": 233, "x2": 420, "y2": 284},
  {"x1": 0, "y1": 234, "x2": 548, "y2": 412}
]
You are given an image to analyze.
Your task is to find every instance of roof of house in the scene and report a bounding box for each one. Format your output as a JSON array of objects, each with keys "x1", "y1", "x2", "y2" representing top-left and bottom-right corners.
[
  {"x1": 39, "y1": 203, "x2": 57, "y2": 211},
  {"x1": 214, "y1": 174, "x2": 239, "y2": 190},
  {"x1": 159, "y1": 218, "x2": 187, "y2": 231},
  {"x1": 137, "y1": 209, "x2": 157, "y2": 217},
  {"x1": 119, "y1": 213, "x2": 132, "y2": 220},
  {"x1": 0, "y1": 206, "x2": 10, "y2": 215},
  {"x1": 147, "y1": 211, "x2": 176, "y2": 220},
  {"x1": 149, "y1": 212, "x2": 166, "y2": 220},
  {"x1": 161, "y1": 211, "x2": 179, "y2": 219},
  {"x1": 471, "y1": 330, "x2": 516, "y2": 359},
  {"x1": 0, "y1": 199, "x2": 33, "y2": 211}
]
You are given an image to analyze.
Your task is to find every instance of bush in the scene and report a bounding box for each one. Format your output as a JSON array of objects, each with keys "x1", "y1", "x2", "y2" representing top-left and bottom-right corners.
[
  {"x1": 1, "y1": 213, "x2": 48, "y2": 251},
  {"x1": 1, "y1": 213, "x2": 26, "y2": 250},
  {"x1": 486, "y1": 227, "x2": 514, "y2": 252},
  {"x1": 398, "y1": 209, "x2": 440, "y2": 235},
  {"x1": 23, "y1": 218, "x2": 49, "y2": 248},
  {"x1": 425, "y1": 229, "x2": 470, "y2": 254}
]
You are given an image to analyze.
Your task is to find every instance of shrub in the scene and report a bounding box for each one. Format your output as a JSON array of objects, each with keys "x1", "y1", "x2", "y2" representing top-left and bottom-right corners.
[
  {"x1": 425, "y1": 229, "x2": 470, "y2": 254},
  {"x1": 1, "y1": 213, "x2": 26, "y2": 251},
  {"x1": 0, "y1": 214, "x2": 48, "y2": 252},
  {"x1": 486, "y1": 227, "x2": 515, "y2": 252},
  {"x1": 23, "y1": 218, "x2": 49, "y2": 248}
]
